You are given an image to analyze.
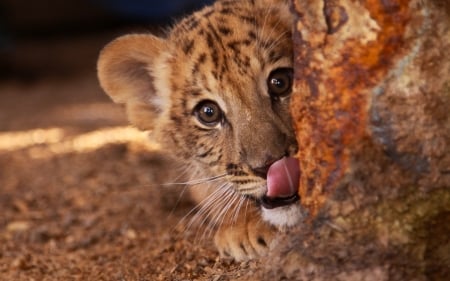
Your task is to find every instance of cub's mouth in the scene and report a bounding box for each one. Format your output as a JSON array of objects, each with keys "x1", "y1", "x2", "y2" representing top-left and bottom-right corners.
[{"x1": 259, "y1": 157, "x2": 300, "y2": 209}]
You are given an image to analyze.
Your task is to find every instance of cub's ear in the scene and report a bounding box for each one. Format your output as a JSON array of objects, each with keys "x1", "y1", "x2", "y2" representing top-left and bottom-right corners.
[{"x1": 97, "y1": 34, "x2": 167, "y2": 130}]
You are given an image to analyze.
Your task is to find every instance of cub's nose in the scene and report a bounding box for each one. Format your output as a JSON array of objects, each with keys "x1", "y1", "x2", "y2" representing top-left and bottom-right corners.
[{"x1": 251, "y1": 156, "x2": 279, "y2": 179}]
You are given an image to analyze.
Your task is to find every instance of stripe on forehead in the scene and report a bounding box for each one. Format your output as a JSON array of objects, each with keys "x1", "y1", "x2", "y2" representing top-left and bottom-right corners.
[{"x1": 167, "y1": 0, "x2": 293, "y2": 108}]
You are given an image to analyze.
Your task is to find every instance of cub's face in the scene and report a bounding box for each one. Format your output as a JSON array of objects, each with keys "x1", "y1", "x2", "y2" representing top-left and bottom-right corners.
[{"x1": 98, "y1": 0, "x2": 301, "y2": 227}]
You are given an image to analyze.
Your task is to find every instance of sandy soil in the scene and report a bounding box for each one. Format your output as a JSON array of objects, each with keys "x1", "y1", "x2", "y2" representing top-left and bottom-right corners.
[{"x1": 0, "y1": 75, "x2": 259, "y2": 280}]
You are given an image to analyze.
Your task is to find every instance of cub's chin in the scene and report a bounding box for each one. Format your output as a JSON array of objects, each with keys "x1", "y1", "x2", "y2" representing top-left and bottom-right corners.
[{"x1": 261, "y1": 203, "x2": 305, "y2": 228}]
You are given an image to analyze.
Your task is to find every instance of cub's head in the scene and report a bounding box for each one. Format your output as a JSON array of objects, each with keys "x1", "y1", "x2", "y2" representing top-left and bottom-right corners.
[{"x1": 98, "y1": 0, "x2": 302, "y2": 227}]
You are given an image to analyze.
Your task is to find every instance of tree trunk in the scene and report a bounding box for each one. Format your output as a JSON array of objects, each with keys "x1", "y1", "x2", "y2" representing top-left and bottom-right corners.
[{"x1": 252, "y1": 0, "x2": 450, "y2": 280}]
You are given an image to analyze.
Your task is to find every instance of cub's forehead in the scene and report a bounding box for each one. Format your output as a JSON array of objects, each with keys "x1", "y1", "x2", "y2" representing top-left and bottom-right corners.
[
  {"x1": 160, "y1": 0, "x2": 293, "y2": 107},
  {"x1": 167, "y1": 0, "x2": 292, "y2": 66},
  {"x1": 170, "y1": 1, "x2": 257, "y2": 40},
  {"x1": 170, "y1": 6, "x2": 259, "y2": 58}
]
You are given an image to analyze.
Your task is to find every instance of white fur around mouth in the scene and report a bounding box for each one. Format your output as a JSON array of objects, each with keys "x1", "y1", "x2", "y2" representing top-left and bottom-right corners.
[{"x1": 262, "y1": 203, "x2": 304, "y2": 228}]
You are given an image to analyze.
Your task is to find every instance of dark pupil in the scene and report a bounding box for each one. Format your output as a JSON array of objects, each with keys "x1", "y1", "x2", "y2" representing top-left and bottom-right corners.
[
  {"x1": 271, "y1": 77, "x2": 287, "y2": 91},
  {"x1": 202, "y1": 105, "x2": 215, "y2": 119}
]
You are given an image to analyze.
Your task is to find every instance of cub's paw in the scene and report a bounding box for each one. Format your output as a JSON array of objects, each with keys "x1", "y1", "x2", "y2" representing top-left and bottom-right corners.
[{"x1": 214, "y1": 213, "x2": 276, "y2": 261}]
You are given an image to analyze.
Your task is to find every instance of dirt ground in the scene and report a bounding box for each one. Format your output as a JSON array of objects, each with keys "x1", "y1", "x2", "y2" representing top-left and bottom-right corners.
[{"x1": 0, "y1": 73, "x2": 259, "y2": 279}]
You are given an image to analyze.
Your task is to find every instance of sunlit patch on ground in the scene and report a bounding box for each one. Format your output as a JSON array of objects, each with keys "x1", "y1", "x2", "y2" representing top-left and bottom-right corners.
[
  {"x1": 0, "y1": 126, "x2": 159, "y2": 159},
  {"x1": 0, "y1": 128, "x2": 65, "y2": 151}
]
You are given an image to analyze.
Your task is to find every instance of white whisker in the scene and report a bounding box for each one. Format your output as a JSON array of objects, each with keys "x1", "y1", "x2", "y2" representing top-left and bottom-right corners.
[
  {"x1": 163, "y1": 173, "x2": 227, "y2": 186},
  {"x1": 231, "y1": 195, "x2": 245, "y2": 224},
  {"x1": 214, "y1": 189, "x2": 239, "y2": 229},
  {"x1": 180, "y1": 182, "x2": 231, "y2": 238},
  {"x1": 258, "y1": 3, "x2": 273, "y2": 46},
  {"x1": 200, "y1": 187, "x2": 235, "y2": 240},
  {"x1": 193, "y1": 186, "x2": 229, "y2": 228},
  {"x1": 264, "y1": 30, "x2": 288, "y2": 54},
  {"x1": 177, "y1": 184, "x2": 227, "y2": 231},
  {"x1": 203, "y1": 186, "x2": 236, "y2": 237}
]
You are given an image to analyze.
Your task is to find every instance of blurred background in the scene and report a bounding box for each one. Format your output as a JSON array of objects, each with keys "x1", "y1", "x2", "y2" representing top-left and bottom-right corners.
[
  {"x1": 0, "y1": 0, "x2": 214, "y2": 132},
  {"x1": 0, "y1": 0, "x2": 214, "y2": 81}
]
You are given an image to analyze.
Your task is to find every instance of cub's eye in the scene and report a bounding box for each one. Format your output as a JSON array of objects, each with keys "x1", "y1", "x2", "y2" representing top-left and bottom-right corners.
[
  {"x1": 193, "y1": 100, "x2": 223, "y2": 127},
  {"x1": 267, "y1": 68, "x2": 293, "y2": 99}
]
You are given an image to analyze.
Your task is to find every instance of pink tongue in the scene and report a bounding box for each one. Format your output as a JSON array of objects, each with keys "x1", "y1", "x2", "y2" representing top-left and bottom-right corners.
[{"x1": 266, "y1": 157, "x2": 300, "y2": 198}]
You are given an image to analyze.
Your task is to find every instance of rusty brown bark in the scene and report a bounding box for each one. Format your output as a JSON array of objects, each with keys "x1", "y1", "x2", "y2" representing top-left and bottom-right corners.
[{"x1": 249, "y1": 0, "x2": 450, "y2": 280}]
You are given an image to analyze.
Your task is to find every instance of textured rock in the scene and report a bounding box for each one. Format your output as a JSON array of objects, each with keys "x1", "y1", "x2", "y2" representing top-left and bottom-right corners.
[{"x1": 258, "y1": 0, "x2": 450, "y2": 280}]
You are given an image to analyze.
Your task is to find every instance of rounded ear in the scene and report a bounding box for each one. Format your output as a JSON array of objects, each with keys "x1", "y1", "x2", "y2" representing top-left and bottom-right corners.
[{"x1": 97, "y1": 34, "x2": 167, "y2": 130}]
